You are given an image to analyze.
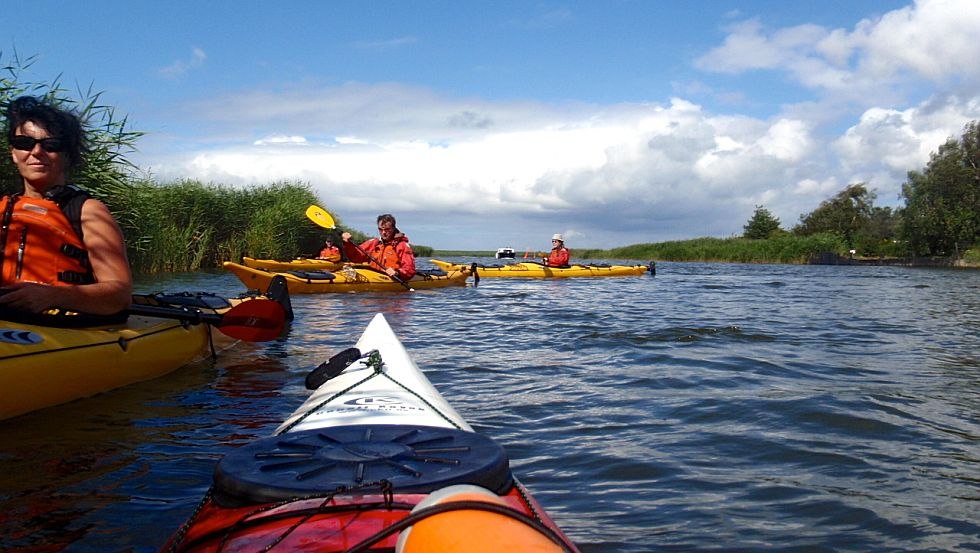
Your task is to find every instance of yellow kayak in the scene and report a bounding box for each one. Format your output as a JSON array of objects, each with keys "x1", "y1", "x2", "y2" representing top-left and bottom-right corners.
[
  {"x1": 430, "y1": 259, "x2": 652, "y2": 278},
  {"x1": 242, "y1": 256, "x2": 343, "y2": 272},
  {"x1": 1, "y1": 314, "x2": 211, "y2": 421},
  {"x1": 1, "y1": 286, "x2": 289, "y2": 421},
  {"x1": 224, "y1": 261, "x2": 471, "y2": 293}
]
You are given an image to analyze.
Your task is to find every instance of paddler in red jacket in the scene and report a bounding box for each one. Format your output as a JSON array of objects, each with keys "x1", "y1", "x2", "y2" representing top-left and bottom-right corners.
[
  {"x1": 341, "y1": 213, "x2": 416, "y2": 280},
  {"x1": 318, "y1": 238, "x2": 341, "y2": 261},
  {"x1": 543, "y1": 233, "x2": 571, "y2": 267}
]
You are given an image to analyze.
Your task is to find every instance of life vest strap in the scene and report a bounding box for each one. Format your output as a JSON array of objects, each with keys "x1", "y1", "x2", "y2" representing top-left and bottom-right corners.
[{"x1": 58, "y1": 270, "x2": 96, "y2": 284}]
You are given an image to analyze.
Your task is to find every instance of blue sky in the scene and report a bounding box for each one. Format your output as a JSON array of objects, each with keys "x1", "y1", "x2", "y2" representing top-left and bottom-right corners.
[{"x1": 6, "y1": 0, "x2": 979, "y2": 251}]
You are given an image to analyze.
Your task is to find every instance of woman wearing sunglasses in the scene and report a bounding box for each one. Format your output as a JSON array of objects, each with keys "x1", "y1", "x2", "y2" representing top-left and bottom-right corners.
[
  {"x1": 543, "y1": 233, "x2": 571, "y2": 267},
  {"x1": 0, "y1": 96, "x2": 132, "y2": 315}
]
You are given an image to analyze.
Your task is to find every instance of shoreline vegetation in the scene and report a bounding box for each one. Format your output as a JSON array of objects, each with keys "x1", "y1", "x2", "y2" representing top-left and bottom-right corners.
[
  {"x1": 2, "y1": 57, "x2": 977, "y2": 275},
  {"x1": 434, "y1": 234, "x2": 980, "y2": 268}
]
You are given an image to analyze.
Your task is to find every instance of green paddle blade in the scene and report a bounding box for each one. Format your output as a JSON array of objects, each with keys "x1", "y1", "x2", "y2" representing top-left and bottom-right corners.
[{"x1": 305, "y1": 205, "x2": 336, "y2": 229}]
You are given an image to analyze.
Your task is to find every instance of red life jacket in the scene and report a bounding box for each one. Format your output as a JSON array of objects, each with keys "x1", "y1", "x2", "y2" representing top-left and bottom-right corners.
[
  {"x1": 0, "y1": 186, "x2": 94, "y2": 286},
  {"x1": 370, "y1": 239, "x2": 401, "y2": 270},
  {"x1": 546, "y1": 246, "x2": 570, "y2": 267},
  {"x1": 319, "y1": 245, "x2": 341, "y2": 261},
  {"x1": 343, "y1": 233, "x2": 416, "y2": 280}
]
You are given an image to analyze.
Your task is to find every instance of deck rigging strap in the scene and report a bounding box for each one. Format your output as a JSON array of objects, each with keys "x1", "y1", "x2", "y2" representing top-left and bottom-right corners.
[
  {"x1": 165, "y1": 480, "x2": 403, "y2": 553},
  {"x1": 279, "y1": 350, "x2": 463, "y2": 434}
]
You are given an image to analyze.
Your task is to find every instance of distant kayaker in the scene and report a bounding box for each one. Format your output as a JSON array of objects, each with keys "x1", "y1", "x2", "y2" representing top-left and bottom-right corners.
[
  {"x1": 0, "y1": 96, "x2": 132, "y2": 315},
  {"x1": 318, "y1": 238, "x2": 341, "y2": 261},
  {"x1": 341, "y1": 213, "x2": 416, "y2": 280},
  {"x1": 543, "y1": 233, "x2": 571, "y2": 267}
]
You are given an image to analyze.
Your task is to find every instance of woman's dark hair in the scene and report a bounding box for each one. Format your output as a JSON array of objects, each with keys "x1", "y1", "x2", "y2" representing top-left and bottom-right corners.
[{"x1": 5, "y1": 96, "x2": 86, "y2": 172}]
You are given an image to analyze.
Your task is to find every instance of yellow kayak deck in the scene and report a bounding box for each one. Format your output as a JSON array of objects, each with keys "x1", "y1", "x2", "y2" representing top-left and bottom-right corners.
[
  {"x1": 224, "y1": 261, "x2": 470, "y2": 293},
  {"x1": 242, "y1": 256, "x2": 343, "y2": 272},
  {"x1": 0, "y1": 315, "x2": 211, "y2": 421}
]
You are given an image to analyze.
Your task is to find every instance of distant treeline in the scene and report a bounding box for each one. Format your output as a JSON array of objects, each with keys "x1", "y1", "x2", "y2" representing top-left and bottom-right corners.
[
  {"x1": 585, "y1": 121, "x2": 978, "y2": 265},
  {"x1": 698, "y1": 121, "x2": 978, "y2": 263}
]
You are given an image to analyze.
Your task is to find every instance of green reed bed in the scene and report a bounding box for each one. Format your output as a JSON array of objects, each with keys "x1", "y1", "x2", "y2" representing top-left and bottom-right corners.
[
  {"x1": 106, "y1": 179, "x2": 325, "y2": 274},
  {"x1": 577, "y1": 233, "x2": 849, "y2": 264}
]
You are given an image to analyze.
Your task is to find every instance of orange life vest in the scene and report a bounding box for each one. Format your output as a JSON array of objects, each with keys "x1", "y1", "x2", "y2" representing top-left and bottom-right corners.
[
  {"x1": 343, "y1": 233, "x2": 416, "y2": 280},
  {"x1": 369, "y1": 241, "x2": 401, "y2": 270},
  {"x1": 0, "y1": 191, "x2": 94, "y2": 286},
  {"x1": 319, "y1": 245, "x2": 341, "y2": 261}
]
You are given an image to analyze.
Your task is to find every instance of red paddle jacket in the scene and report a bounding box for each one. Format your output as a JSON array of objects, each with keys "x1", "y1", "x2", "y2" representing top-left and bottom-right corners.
[
  {"x1": 318, "y1": 245, "x2": 341, "y2": 261},
  {"x1": 545, "y1": 245, "x2": 570, "y2": 267},
  {"x1": 343, "y1": 233, "x2": 416, "y2": 280}
]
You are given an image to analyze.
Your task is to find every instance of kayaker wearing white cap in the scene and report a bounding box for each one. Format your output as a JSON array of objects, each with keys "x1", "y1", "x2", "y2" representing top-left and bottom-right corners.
[{"x1": 543, "y1": 233, "x2": 570, "y2": 267}]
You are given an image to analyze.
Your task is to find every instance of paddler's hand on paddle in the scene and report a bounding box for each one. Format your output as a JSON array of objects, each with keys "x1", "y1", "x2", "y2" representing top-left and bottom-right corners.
[
  {"x1": 341, "y1": 232, "x2": 352, "y2": 242},
  {"x1": 384, "y1": 267, "x2": 399, "y2": 279}
]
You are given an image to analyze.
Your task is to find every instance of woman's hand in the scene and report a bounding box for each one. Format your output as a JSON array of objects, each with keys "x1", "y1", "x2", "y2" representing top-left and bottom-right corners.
[{"x1": 0, "y1": 282, "x2": 59, "y2": 313}]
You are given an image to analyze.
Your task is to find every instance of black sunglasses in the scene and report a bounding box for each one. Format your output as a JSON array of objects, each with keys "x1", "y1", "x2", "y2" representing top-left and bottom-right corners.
[{"x1": 10, "y1": 135, "x2": 66, "y2": 153}]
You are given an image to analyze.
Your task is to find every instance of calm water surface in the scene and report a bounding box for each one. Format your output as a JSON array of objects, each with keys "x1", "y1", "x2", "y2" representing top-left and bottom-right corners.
[{"x1": 1, "y1": 260, "x2": 977, "y2": 552}]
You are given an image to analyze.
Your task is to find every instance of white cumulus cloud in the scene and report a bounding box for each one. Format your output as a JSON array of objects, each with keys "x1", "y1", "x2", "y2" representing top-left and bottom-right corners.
[{"x1": 134, "y1": 1, "x2": 980, "y2": 249}]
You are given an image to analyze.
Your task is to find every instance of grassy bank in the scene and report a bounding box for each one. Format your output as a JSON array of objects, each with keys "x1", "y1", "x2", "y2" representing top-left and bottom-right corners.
[
  {"x1": 104, "y1": 180, "x2": 327, "y2": 273},
  {"x1": 103, "y1": 179, "x2": 437, "y2": 273},
  {"x1": 606, "y1": 234, "x2": 849, "y2": 263},
  {"x1": 579, "y1": 234, "x2": 851, "y2": 264},
  {"x1": 108, "y1": 181, "x2": 967, "y2": 272},
  {"x1": 433, "y1": 235, "x2": 850, "y2": 264}
]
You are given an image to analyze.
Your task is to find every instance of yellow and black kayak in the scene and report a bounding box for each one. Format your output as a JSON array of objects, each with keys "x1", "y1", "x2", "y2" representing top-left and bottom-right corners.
[
  {"x1": 224, "y1": 261, "x2": 471, "y2": 293},
  {"x1": 0, "y1": 283, "x2": 289, "y2": 421},
  {"x1": 430, "y1": 259, "x2": 653, "y2": 278},
  {"x1": 1, "y1": 312, "x2": 213, "y2": 421},
  {"x1": 242, "y1": 256, "x2": 343, "y2": 272}
]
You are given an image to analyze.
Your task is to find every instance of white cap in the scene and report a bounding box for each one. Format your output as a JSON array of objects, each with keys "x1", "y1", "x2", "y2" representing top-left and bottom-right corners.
[{"x1": 551, "y1": 233, "x2": 563, "y2": 242}]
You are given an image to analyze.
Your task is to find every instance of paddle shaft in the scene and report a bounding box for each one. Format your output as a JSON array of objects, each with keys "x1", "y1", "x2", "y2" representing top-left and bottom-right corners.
[{"x1": 127, "y1": 303, "x2": 222, "y2": 325}]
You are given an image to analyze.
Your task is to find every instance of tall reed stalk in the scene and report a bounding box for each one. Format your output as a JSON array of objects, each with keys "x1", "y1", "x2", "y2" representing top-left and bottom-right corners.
[{"x1": 114, "y1": 179, "x2": 324, "y2": 273}]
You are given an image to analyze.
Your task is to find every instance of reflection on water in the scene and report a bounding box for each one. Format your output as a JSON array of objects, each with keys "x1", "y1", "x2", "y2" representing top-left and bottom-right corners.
[{"x1": 1, "y1": 261, "x2": 977, "y2": 552}]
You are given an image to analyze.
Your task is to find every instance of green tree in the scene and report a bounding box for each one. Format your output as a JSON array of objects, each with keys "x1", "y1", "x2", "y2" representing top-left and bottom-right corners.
[
  {"x1": 794, "y1": 183, "x2": 877, "y2": 247},
  {"x1": 743, "y1": 205, "x2": 782, "y2": 239},
  {"x1": 900, "y1": 121, "x2": 980, "y2": 257},
  {"x1": 854, "y1": 205, "x2": 904, "y2": 256}
]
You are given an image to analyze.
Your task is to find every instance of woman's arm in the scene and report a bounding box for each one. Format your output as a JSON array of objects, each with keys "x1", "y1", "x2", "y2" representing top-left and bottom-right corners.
[{"x1": 67, "y1": 199, "x2": 133, "y2": 314}]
